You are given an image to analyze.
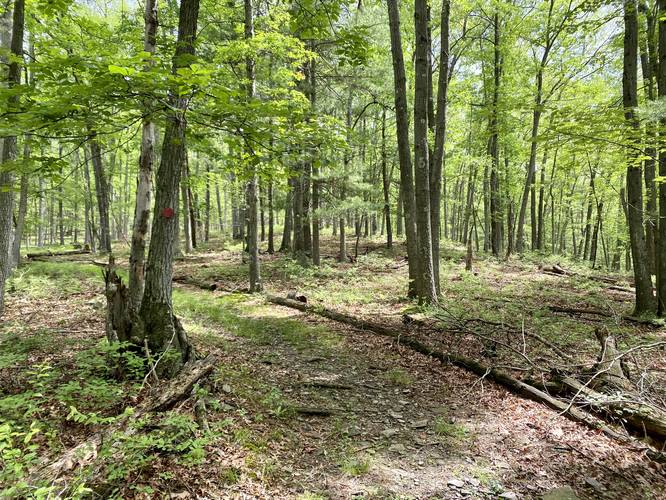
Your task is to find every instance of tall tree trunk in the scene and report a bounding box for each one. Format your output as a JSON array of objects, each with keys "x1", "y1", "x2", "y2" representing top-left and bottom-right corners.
[
  {"x1": 292, "y1": 163, "x2": 305, "y2": 261},
  {"x1": 280, "y1": 179, "x2": 293, "y2": 252},
  {"x1": 204, "y1": 162, "x2": 210, "y2": 243},
  {"x1": 388, "y1": 0, "x2": 418, "y2": 297},
  {"x1": 537, "y1": 155, "x2": 546, "y2": 250},
  {"x1": 0, "y1": 0, "x2": 24, "y2": 315},
  {"x1": 89, "y1": 133, "x2": 112, "y2": 253},
  {"x1": 639, "y1": 0, "x2": 658, "y2": 275},
  {"x1": 338, "y1": 90, "x2": 352, "y2": 263},
  {"x1": 267, "y1": 180, "x2": 274, "y2": 254},
  {"x1": 429, "y1": 0, "x2": 450, "y2": 291},
  {"x1": 396, "y1": 189, "x2": 403, "y2": 237},
  {"x1": 515, "y1": 0, "x2": 556, "y2": 254},
  {"x1": 181, "y1": 166, "x2": 193, "y2": 253},
  {"x1": 582, "y1": 172, "x2": 595, "y2": 260},
  {"x1": 215, "y1": 178, "x2": 223, "y2": 233},
  {"x1": 38, "y1": 176, "x2": 44, "y2": 247},
  {"x1": 624, "y1": 0, "x2": 655, "y2": 315},
  {"x1": 187, "y1": 167, "x2": 197, "y2": 249},
  {"x1": 488, "y1": 12, "x2": 503, "y2": 257},
  {"x1": 83, "y1": 149, "x2": 96, "y2": 252},
  {"x1": 309, "y1": 54, "x2": 320, "y2": 266},
  {"x1": 138, "y1": 0, "x2": 200, "y2": 375},
  {"x1": 245, "y1": 0, "x2": 261, "y2": 293},
  {"x1": 413, "y1": 0, "x2": 437, "y2": 302},
  {"x1": 12, "y1": 162, "x2": 28, "y2": 267},
  {"x1": 657, "y1": 0, "x2": 666, "y2": 314},
  {"x1": 381, "y1": 109, "x2": 393, "y2": 249}
]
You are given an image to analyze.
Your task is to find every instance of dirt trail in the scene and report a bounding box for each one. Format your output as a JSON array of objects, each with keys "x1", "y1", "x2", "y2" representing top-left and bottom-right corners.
[{"x1": 191, "y1": 288, "x2": 666, "y2": 499}]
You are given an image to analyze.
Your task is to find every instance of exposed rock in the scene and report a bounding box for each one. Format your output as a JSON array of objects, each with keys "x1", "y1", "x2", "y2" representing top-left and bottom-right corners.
[
  {"x1": 448, "y1": 479, "x2": 465, "y2": 488},
  {"x1": 542, "y1": 486, "x2": 578, "y2": 500}
]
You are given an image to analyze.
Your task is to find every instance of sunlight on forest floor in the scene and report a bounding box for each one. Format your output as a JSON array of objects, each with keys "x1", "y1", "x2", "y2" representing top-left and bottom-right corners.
[{"x1": 1, "y1": 237, "x2": 665, "y2": 498}]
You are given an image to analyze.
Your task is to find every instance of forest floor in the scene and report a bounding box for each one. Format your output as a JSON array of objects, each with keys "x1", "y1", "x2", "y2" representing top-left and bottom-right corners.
[{"x1": 2, "y1": 236, "x2": 666, "y2": 499}]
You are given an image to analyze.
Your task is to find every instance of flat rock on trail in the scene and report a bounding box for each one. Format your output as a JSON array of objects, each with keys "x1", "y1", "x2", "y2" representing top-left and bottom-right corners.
[{"x1": 187, "y1": 290, "x2": 666, "y2": 499}]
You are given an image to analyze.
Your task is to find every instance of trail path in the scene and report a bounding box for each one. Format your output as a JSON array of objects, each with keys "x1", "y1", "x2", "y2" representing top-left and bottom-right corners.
[{"x1": 182, "y1": 285, "x2": 666, "y2": 499}]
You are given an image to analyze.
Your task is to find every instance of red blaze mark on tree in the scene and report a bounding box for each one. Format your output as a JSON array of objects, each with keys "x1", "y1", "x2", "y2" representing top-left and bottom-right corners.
[{"x1": 162, "y1": 207, "x2": 175, "y2": 219}]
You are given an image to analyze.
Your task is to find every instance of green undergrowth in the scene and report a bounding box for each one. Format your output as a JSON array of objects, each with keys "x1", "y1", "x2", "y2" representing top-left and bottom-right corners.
[
  {"x1": 173, "y1": 288, "x2": 342, "y2": 352},
  {"x1": 8, "y1": 260, "x2": 101, "y2": 299}
]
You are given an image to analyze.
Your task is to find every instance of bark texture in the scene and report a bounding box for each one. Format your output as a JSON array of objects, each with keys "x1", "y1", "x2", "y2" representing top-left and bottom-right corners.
[
  {"x1": 128, "y1": 0, "x2": 158, "y2": 316},
  {"x1": 387, "y1": 0, "x2": 418, "y2": 297},
  {"x1": 624, "y1": 0, "x2": 655, "y2": 315},
  {"x1": 137, "y1": 0, "x2": 200, "y2": 376},
  {"x1": 0, "y1": 0, "x2": 24, "y2": 316}
]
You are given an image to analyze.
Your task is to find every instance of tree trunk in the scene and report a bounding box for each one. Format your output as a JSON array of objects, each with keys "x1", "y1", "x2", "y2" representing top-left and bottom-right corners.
[
  {"x1": 83, "y1": 149, "x2": 96, "y2": 252},
  {"x1": 244, "y1": 0, "x2": 261, "y2": 292},
  {"x1": 624, "y1": 0, "x2": 655, "y2": 315},
  {"x1": 537, "y1": 156, "x2": 546, "y2": 250},
  {"x1": 429, "y1": 0, "x2": 450, "y2": 291},
  {"x1": 292, "y1": 164, "x2": 305, "y2": 261},
  {"x1": 204, "y1": 162, "x2": 210, "y2": 243},
  {"x1": 583, "y1": 172, "x2": 595, "y2": 260},
  {"x1": 137, "y1": 0, "x2": 200, "y2": 376},
  {"x1": 413, "y1": 0, "x2": 437, "y2": 302},
  {"x1": 187, "y1": 166, "x2": 197, "y2": 249},
  {"x1": 488, "y1": 12, "x2": 503, "y2": 257},
  {"x1": 267, "y1": 180, "x2": 274, "y2": 254},
  {"x1": 215, "y1": 178, "x2": 223, "y2": 233},
  {"x1": 387, "y1": 0, "x2": 418, "y2": 298},
  {"x1": 12, "y1": 166, "x2": 28, "y2": 267},
  {"x1": 89, "y1": 133, "x2": 112, "y2": 253},
  {"x1": 128, "y1": 0, "x2": 157, "y2": 317},
  {"x1": 279, "y1": 179, "x2": 293, "y2": 252},
  {"x1": 381, "y1": 109, "x2": 393, "y2": 250},
  {"x1": 309, "y1": 55, "x2": 320, "y2": 266},
  {"x1": 657, "y1": 0, "x2": 666, "y2": 315},
  {"x1": 0, "y1": 0, "x2": 24, "y2": 315},
  {"x1": 639, "y1": 0, "x2": 658, "y2": 275},
  {"x1": 181, "y1": 166, "x2": 193, "y2": 253}
]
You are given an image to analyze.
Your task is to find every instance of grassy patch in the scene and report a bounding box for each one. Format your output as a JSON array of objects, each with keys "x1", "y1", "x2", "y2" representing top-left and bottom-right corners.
[
  {"x1": 384, "y1": 368, "x2": 414, "y2": 386},
  {"x1": 339, "y1": 454, "x2": 372, "y2": 476},
  {"x1": 433, "y1": 417, "x2": 469, "y2": 441},
  {"x1": 7, "y1": 261, "x2": 101, "y2": 299},
  {"x1": 173, "y1": 288, "x2": 342, "y2": 352}
]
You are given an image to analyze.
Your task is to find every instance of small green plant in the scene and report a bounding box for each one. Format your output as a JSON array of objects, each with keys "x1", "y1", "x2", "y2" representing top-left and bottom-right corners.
[
  {"x1": 220, "y1": 466, "x2": 242, "y2": 485},
  {"x1": 385, "y1": 367, "x2": 414, "y2": 386},
  {"x1": 261, "y1": 387, "x2": 291, "y2": 418},
  {"x1": 433, "y1": 417, "x2": 468, "y2": 440},
  {"x1": 297, "y1": 493, "x2": 327, "y2": 500},
  {"x1": 339, "y1": 454, "x2": 372, "y2": 476}
]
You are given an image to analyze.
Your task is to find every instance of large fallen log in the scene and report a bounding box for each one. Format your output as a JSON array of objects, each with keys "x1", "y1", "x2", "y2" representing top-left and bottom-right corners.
[
  {"x1": 266, "y1": 295, "x2": 665, "y2": 462},
  {"x1": 26, "y1": 248, "x2": 92, "y2": 259}
]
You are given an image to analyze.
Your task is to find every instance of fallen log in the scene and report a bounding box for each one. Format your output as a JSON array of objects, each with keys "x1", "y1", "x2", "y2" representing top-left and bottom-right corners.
[
  {"x1": 555, "y1": 375, "x2": 666, "y2": 443},
  {"x1": 266, "y1": 295, "x2": 665, "y2": 462},
  {"x1": 548, "y1": 305, "x2": 662, "y2": 327},
  {"x1": 26, "y1": 248, "x2": 91, "y2": 259},
  {"x1": 172, "y1": 275, "x2": 246, "y2": 294}
]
